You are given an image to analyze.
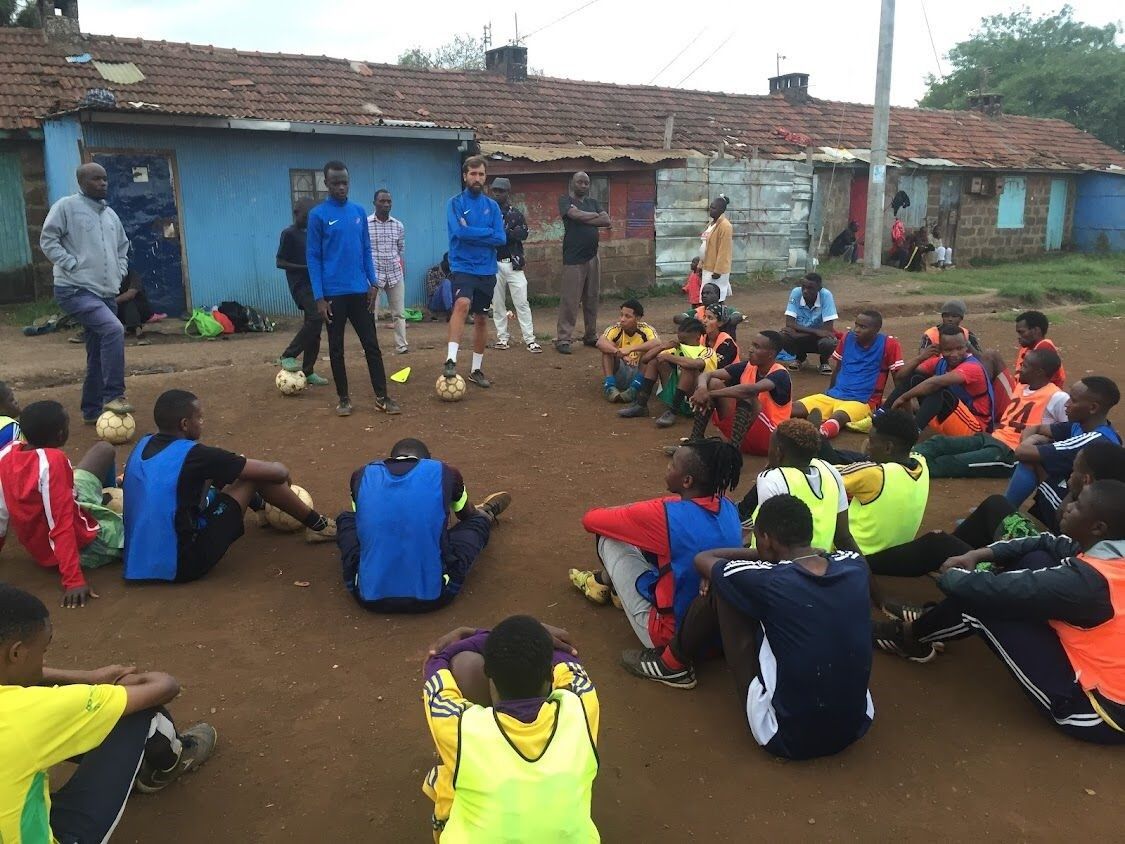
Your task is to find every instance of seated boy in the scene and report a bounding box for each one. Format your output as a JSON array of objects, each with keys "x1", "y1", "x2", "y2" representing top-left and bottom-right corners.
[
  {"x1": 337, "y1": 437, "x2": 511, "y2": 612},
  {"x1": 875, "y1": 481, "x2": 1125, "y2": 746},
  {"x1": 886, "y1": 324, "x2": 995, "y2": 437},
  {"x1": 0, "y1": 381, "x2": 20, "y2": 447},
  {"x1": 0, "y1": 400, "x2": 123, "y2": 608},
  {"x1": 913, "y1": 348, "x2": 1067, "y2": 478},
  {"x1": 569, "y1": 439, "x2": 743, "y2": 685},
  {"x1": 595, "y1": 298, "x2": 660, "y2": 403},
  {"x1": 1004, "y1": 375, "x2": 1120, "y2": 522},
  {"x1": 629, "y1": 495, "x2": 873, "y2": 759},
  {"x1": 779, "y1": 273, "x2": 839, "y2": 374},
  {"x1": 738, "y1": 419, "x2": 856, "y2": 555},
  {"x1": 122, "y1": 389, "x2": 335, "y2": 583},
  {"x1": 984, "y1": 310, "x2": 1068, "y2": 412},
  {"x1": 688, "y1": 330, "x2": 791, "y2": 456},
  {"x1": 617, "y1": 318, "x2": 719, "y2": 428},
  {"x1": 422, "y1": 616, "x2": 599, "y2": 841},
  {"x1": 674, "y1": 282, "x2": 745, "y2": 336},
  {"x1": 0, "y1": 583, "x2": 216, "y2": 843},
  {"x1": 919, "y1": 299, "x2": 980, "y2": 354},
  {"x1": 792, "y1": 309, "x2": 904, "y2": 439}
]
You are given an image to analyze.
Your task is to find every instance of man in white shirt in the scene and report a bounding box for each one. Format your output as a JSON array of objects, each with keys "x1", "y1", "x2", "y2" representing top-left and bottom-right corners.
[{"x1": 368, "y1": 189, "x2": 408, "y2": 354}]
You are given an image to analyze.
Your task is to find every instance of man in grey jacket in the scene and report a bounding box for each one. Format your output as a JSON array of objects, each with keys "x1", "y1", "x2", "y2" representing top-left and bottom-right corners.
[{"x1": 40, "y1": 163, "x2": 133, "y2": 422}]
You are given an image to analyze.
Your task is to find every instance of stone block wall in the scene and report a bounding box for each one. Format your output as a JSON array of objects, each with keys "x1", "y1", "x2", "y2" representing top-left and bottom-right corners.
[
  {"x1": 522, "y1": 237, "x2": 655, "y2": 296},
  {"x1": 953, "y1": 174, "x2": 1073, "y2": 263}
]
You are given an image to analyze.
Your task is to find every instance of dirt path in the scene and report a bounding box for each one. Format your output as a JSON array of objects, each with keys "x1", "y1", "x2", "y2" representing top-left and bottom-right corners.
[{"x1": 8, "y1": 280, "x2": 1122, "y2": 842}]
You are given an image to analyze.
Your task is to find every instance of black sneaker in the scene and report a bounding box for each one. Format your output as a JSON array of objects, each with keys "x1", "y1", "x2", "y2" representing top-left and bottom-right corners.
[
  {"x1": 443, "y1": 359, "x2": 457, "y2": 379},
  {"x1": 618, "y1": 402, "x2": 649, "y2": 419},
  {"x1": 655, "y1": 410, "x2": 678, "y2": 428},
  {"x1": 620, "y1": 648, "x2": 697, "y2": 689},
  {"x1": 882, "y1": 598, "x2": 934, "y2": 624},
  {"x1": 468, "y1": 369, "x2": 492, "y2": 388},
  {"x1": 872, "y1": 620, "x2": 938, "y2": 663},
  {"x1": 374, "y1": 395, "x2": 402, "y2": 415},
  {"x1": 556, "y1": 342, "x2": 572, "y2": 355},
  {"x1": 476, "y1": 491, "x2": 511, "y2": 522},
  {"x1": 135, "y1": 722, "x2": 217, "y2": 794},
  {"x1": 336, "y1": 398, "x2": 353, "y2": 417}
]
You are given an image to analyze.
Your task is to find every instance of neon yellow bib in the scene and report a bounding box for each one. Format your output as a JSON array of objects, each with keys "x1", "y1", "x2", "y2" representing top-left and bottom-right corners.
[
  {"x1": 849, "y1": 456, "x2": 930, "y2": 555},
  {"x1": 443, "y1": 689, "x2": 600, "y2": 843},
  {"x1": 754, "y1": 459, "x2": 840, "y2": 551}
]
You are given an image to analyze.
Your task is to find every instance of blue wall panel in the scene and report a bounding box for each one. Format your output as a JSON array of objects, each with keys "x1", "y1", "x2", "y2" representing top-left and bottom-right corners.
[
  {"x1": 43, "y1": 115, "x2": 83, "y2": 204},
  {"x1": 75, "y1": 123, "x2": 462, "y2": 313},
  {"x1": 1074, "y1": 173, "x2": 1125, "y2": 253}
]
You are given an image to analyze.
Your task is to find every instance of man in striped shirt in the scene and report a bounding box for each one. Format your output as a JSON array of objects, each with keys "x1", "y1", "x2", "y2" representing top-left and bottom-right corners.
[{"x1": 368, "y1": 189, "x2": 409, "y2": 354}]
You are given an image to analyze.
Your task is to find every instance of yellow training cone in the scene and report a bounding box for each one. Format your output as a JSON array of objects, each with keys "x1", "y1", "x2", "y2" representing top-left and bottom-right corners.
[{"x1": 390, "y1": 366, "x2": 411, "y2": 384}]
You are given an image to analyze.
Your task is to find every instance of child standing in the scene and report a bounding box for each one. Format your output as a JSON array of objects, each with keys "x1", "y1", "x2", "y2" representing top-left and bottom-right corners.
[{"x1": 682, "y1": 257, "x2": 702, "y2": 308}]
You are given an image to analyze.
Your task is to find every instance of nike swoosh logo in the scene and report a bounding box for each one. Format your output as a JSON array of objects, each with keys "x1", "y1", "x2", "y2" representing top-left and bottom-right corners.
[{"x1": 328, "y1": 220, "x2": 338, "y2": 226}]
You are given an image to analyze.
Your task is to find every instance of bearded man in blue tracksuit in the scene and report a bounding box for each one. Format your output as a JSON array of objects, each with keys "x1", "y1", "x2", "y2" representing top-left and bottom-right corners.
[{"x1": 442, "y1": 156, "x2": 507, "y2": 389}]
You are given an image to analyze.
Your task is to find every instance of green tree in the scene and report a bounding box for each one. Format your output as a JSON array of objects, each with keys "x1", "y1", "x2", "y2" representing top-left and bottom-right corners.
[
  {"x1": 0, "y1": 0, "x2": 39, "y2": 27},
  {"x1": 397, "y1": 34, "x2": 485, "y2": 71},
  {"x1": 920, "y1": 6, "x2": 1124, "y2": 150}
]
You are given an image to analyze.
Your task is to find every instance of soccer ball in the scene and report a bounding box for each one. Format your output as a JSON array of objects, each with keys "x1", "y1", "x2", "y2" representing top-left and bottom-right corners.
[
  {"x1": 264, "y1": 484, "x2": 313, "y2": 532},
  {"x1": 95, "y1": 411, "x2": 136, "y2": 445},
  {"x1": 435, "y1": 374, "x2": 467, "y2": 402},
  {"x1": 102, "y1": 487, "x2": 123, "y2": 514},
  {"x1": 276, "y1": 369, "x2": 307, "y2": 396}
]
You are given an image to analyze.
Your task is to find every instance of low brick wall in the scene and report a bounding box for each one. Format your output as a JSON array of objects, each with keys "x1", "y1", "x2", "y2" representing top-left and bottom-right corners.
[
  {"x1": 954, "y1": 174, "x2": 1073, "y2": 263},
  {"x1": 522, "y1": 237, "x2": 655, "y2": 296}
]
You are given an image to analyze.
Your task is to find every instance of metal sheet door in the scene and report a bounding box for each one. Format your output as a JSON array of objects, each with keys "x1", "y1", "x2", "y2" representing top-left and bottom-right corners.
[
  {"x1": 92, "y1": 152, "x2": 187, "y2": 316},
  {"x1": 1045, "y1": 178, "x2": 1067, "y2": 251},
  {"x1": 0, "y1": 149, "x2": 34, "y2": 303}
]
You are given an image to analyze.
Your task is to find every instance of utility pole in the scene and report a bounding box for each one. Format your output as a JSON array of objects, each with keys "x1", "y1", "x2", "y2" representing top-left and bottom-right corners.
[
  {"x1": 776, "y1": 53, "x2": 786, "y2": 77},
  {"x1": 864, "y1": 0, "x2": 895, "y2": 269}
]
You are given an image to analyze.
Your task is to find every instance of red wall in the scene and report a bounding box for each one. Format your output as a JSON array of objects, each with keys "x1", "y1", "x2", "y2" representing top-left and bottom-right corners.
[{"x1": 504, "y1": 170, "x2": 655, "y2": 244}]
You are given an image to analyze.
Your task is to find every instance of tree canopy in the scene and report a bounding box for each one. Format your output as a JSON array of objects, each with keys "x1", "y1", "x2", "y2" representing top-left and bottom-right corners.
[
  {"x1": 0, "y1": 0, "x2": 38, "y2": 27},
  {"x1": 920, "y1": 6, "x2": 1124, "y2": 151},
  {"x1": 397, "y1": 34, "x2": 485, "y2": 71}
]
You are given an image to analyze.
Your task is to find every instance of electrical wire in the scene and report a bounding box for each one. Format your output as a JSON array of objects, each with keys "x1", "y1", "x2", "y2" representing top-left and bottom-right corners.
[
  {"x1": 675, "y1": 31, "x2": 736, "y2": 86},
  {"x1": 522, "y1": 0, "x2": 603, "y2": 41},
  {"x1": 647, "y1": 27, "x2": 708, "y2": 85},
  {"x1": 919, "y1": 0, "x2": 945, "y2": 81}
]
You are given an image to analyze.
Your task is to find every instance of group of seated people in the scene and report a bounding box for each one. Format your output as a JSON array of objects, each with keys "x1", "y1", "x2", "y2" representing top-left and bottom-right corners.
[{"x1": 1, "y1": 273, "x2": 1123, "y2": 840}]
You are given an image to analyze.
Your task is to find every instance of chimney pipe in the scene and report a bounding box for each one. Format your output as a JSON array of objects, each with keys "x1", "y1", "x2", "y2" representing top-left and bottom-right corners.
[
  {"x1": 967, "y1": 92, "x2": 1004, "y2": 118},
  {"x1": 485, "y1": 45, "x2": 528, "y2": 82},
  {"x1": 768, "y1": 72, "x2": 810, "y2": 103},
  {"x1": 37, "y1": 0, "x2": 81, "y2": 38}
]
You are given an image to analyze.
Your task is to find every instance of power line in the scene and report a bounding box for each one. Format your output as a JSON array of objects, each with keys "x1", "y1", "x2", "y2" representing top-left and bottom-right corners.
[
  {"x1": 675, "y1": 31, "x2": 736, "y2": 87},
  {"x1": 522, "y1": 0, "x2": 602, "y2": 41},
  {"x1": 919, "y1": 0, "x2": 945, "y2": 81},
  {"x1": 647, "y1": 26, "x2": 708, "y2": 85}
]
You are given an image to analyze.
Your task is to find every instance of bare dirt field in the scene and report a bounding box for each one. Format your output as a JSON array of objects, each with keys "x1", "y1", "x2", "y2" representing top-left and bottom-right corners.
[{"x1": 4, "y1": 273, "x2": 1123, "y2": 842}]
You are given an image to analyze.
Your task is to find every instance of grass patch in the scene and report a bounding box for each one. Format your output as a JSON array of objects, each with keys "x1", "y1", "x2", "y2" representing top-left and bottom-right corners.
[
  {"x1": 1081, "y1": 300, "x2": 1125, "y2": 318},
  {"x1": 958, "y1": 254, "x2": 1124, "y2": 305},
  {"x1": 0, "y1": 299, "x2": 58, "y2": 326},
  {"x1": 994, "y1": 278, "x2": 1106, "y2": 306}
]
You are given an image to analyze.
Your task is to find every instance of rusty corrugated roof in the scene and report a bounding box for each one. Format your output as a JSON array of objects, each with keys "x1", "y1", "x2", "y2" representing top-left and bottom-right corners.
[{"x1": 1, "y1": 28, "x2": 1122, "y2": 172}]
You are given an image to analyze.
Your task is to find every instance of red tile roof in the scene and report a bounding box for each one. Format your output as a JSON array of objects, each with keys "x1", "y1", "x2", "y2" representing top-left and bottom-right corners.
[{"x1": 2, "y1": 27, "x2": 1122, "y2": 172}]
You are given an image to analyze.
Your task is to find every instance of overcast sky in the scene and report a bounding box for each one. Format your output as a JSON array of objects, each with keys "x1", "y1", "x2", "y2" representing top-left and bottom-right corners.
[{"x1": 79, "y1": 0, "x2": 1120, "y2": 106}]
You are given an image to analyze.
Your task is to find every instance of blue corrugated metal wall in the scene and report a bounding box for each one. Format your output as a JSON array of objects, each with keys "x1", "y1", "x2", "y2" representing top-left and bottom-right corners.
[
  {"x1": 43, "y1": 115, "x2": 83, "y2": 203},
  {"x1": 74, "y1": 123, "x2": 461, "y2": 313},
  {"x1": 0, "y1": 148, "x2": 32, "y2": 272},
  {"x1": 1074, "y1": 173, "x2": 1125, "y2": 253}
]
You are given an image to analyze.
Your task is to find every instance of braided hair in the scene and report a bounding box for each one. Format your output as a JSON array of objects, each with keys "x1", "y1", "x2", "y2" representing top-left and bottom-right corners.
[{"x1": 681, "y1": 437, "x2": 743, "y2": 497}]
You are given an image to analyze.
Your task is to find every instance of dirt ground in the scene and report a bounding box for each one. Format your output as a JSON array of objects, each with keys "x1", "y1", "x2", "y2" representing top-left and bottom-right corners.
[{"x1": 3, "y1": 274, "x2": 1123, "y2": 842}]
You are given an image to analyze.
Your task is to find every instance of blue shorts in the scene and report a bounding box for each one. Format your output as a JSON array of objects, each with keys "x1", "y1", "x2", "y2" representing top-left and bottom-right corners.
[{"x1": 451, "y1": 272, "x2": 497, "y2": 315}]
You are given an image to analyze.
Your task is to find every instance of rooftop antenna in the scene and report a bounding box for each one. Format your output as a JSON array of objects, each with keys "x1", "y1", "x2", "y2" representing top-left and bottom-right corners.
[
  {"x1": 514, "y1": 13, "x2": 520, "y2": 44},
  {"x1": 483, "y1": 23, "x2": 492, "y2": 50},
  {"x1": 776, "y1": 53, "x2": 787, "y2": 77}
]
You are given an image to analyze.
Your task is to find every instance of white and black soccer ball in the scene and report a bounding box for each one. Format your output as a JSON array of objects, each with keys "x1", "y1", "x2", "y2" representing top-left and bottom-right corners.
[
  {"x1": 435, "y1": 374, "x2": 467, "y2": 402},
  {"x1": 275, "y1": 369, "x2": 307, "y2": 397},
  {"x1": 95, "y1": 411, "x2": 136, "y2": 445}
]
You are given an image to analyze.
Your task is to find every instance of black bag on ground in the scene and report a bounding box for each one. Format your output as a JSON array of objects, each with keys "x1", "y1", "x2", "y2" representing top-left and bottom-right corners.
[{"x1": 217, "y1": 301, "x2": 250, "y2": 332}]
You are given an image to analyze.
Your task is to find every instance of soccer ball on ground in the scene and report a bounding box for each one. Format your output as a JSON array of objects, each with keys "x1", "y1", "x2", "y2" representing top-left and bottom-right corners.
[
  {"x1": 264, "y1": 484, "x2": 313, "y2": 532},
  {"x1": 95, "y1": 411, "x2": 136, "y2": 445},
  {"x1": 101, "y1": 487, "x2": 123, "y2": 514},
  {"x1": 435, "y1": 374, "x2": 467, "y2": 402},
  {"x1": 276, "y1": 369, "x2": 307, "y2": 396}
]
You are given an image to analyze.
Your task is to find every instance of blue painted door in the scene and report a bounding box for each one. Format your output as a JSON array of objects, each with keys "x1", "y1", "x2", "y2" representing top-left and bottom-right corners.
[
  {"x1": 92, "y1": 152, "x2": 187, "y2": 316},
  {"x1": 1045, "y1": 178, "x2": 1067, "y2": 251},
  {"x1": 0, "y1": 149, "x2": 34, "y2": 303}
]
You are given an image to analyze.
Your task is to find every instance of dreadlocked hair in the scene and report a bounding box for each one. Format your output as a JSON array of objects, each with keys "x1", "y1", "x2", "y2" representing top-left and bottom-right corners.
[
  {"x1": 682, "y1": 437, "x2": 743, "y2": 497},
  {"x1": 775, "y1": 418, "x2": 821, "y2": 463}
]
